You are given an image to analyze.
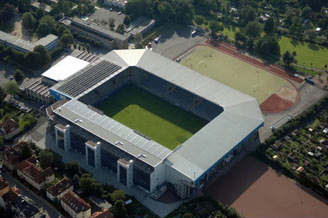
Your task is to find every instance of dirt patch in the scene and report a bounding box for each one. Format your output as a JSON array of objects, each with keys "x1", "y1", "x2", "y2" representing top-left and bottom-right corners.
[
  {"x1": 205, "y1": 156, "x2": 328, "y2": 218},
  {"x1": 276, "y1": 86, "x2": 297, "y2": 102},
  {"x1": 260, "y1": 94, "x2": 295, "y2": 113}
]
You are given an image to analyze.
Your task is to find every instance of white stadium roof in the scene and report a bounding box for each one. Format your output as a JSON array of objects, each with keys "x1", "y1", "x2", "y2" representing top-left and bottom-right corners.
[
  {"x1": 51, "y1": 49, "x2": 264, "y2": 183},
  {"x1": 42, "y1": 56, "x2": 89, "y2": 82}
]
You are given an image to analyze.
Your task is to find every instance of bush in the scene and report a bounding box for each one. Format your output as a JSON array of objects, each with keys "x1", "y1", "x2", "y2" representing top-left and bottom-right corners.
[{"x1": 111, "y1": 190, "x2": 125, "y2": 202}]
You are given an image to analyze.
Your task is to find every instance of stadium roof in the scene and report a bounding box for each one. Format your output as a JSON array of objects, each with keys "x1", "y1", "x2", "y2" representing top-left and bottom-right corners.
[
  {"x1": 55, "y1": 99, "x2": 172, "y2": 167},
  {"x1": 42, "y1": 56, "x2": 89, "y2": 82},
  {"x1": 51, "y1": 49, "x2": 264, "y2": 181}
]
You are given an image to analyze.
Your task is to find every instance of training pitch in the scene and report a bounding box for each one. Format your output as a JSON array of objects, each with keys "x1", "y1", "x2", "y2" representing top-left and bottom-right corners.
[
  {"x1": 96, "y1": 85, "x2": 208, "y2": 150},
  {"x1": 181, "y1": 46, "x2": 287, "y2": 104}
]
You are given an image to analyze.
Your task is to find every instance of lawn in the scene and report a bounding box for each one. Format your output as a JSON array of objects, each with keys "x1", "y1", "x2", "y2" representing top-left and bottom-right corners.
[
  {"x1": 181, "y1": 45, "x2": 286, "y2": 103},
  {"x1": 96, "y1": 85, "x2": 208, "y2": 150},
  {"x1": 279, "y1": 36, "x2": 328, "y2": 70}
]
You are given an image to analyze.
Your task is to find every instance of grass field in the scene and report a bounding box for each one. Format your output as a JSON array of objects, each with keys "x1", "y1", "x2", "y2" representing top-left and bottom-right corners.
[
  {"x1": 279, "y1": 36, "x2": 328, "y2": 70},
  {"x1": 181, "y1": 46, "x2": 287, "y2": 103},
  {"x1": 96, "y1": 85, "x2": 208, "y2": 150},
  {"x1": 207, "y1": 22, "x2": 328, "y2": 71}
]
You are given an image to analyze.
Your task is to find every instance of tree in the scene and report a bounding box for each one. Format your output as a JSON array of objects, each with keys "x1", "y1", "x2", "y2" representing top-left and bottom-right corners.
[
  {"x1": 0, "y1": 136, "x2": 3, "y2": 150},
  {"x1": 35, "y1": 8, "x2": 45, "y2": 20},
  {"x1": 22, "y1": 12, "x2": 36, "y2": 30},
  {"x1": 39, "y1": 150, "x2": 54, "y2": 169},
  {"x1": 115, "y1": 24, "x2": 125, "y2": 34},
  {"x1": 256, "y1": 36, "x2": 280, "y2": 58},
  {"x1": 60, "y1": 31, "x2": 74, "y2": 48},
  {"x1": 0, "y1": 86, "x2": 6, "y2": 104},
  {"x1": 158, "y1": 1, "x2": 175, "y2": 21},
  {"x1": 79, "y1": 174, "x2": 96, "y2": 196},
  {"x1": 134, "y1": 32, "x2": 143, "y2": 43},
  {"x1": 245, "y1": 21, "x2": 262, "y2": 38},
  {"x1": 37, "y1": 23, "x2": 51, "y2": 37},
  {"x1": 18, "y1": 0, "x2": 31, "y2": 13},
  {"x1": 113, "y1": 200, "x2": 128, "y2": 218},
  {"x1": 264, "y1": 17, "x2": 275, "y2": 35},
  {"x1": 33, "y1": 45, "x2": 51, "y2": 66},
  {"x1": 283, "y1": 51, "x2": 297, "y2": 67},
  {"x1": 182, "y1": 213, "x2": 194, "y2": 218},
  {"x1": 174, "y1": 0, "x2": 194, "y2": 25},
  {"x1": 37, "y1": 16, "x2": 57, "y2": 37},
  {"x1": 4, "y1": 81, "x2": 19, "y2": 98},
  {"x1": 0, "y1": 4, "x2": 15, "y2": 23},
  {"x1": 14, "y1": 69, "x2": 24, "y2": 83},
  {"x1": 111, "y1": 190, "x2": 125, "y2": 202},
  {"x1": 108, "y1": 18, "x2": 115, "y2": 30},
  {"x1": 65, "y1": 161, "x2": 80, "y2": 177},
  {"x1": 19, "y1": 143, "x2": 32, "y2": 161},
  {"x1": 123, "y1": 15, "x2": 131, "y2": 25}
]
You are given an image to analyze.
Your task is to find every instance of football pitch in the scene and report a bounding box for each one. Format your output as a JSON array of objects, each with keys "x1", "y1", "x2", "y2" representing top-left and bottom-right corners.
[
  {"x1": 181, "y1": 46, "x2": 287, "y2": 104},
  {"x1": 96, "y1": 85, "x2": 208, "y2": 150}
]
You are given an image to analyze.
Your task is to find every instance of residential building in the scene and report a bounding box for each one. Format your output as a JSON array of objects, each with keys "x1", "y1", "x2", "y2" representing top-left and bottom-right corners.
[
  {"x1": 91, "y1": 209, "x2": 113, "y2": 218},
  {"x1": 0, "y1": 119, "x2": 20, "y2": 140},
  {"x1": 3, "y1": 186, "x2": 45, "y2": 218},
  {"x1": 0, "y1": 177, "x2": 10, "y2": 207},
  {"x1": 104, "y1": 0, "x2": 128, "y2": 8},
  {"x1": 61, "y1": 191, "x2": 91, "y2": 218},
  {"x1": 46, "y1": 177, "x2": 73, "y2": 201},
  {"x1": 1, "y1": 144, "x2": 21, "y2": 171},
  {"x1": 17, "y1": 157, "x2": 55, "y2": 191}
]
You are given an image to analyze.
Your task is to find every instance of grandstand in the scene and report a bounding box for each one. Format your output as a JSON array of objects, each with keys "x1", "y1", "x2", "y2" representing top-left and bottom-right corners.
[{"x1": 48, "y1": 49, "x2": 264, "y2": 199}]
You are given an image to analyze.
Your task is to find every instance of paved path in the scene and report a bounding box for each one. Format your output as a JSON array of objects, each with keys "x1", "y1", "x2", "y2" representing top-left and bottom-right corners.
[{"x1": 1, "y1": 171, "x2": 65, "y2": 218}]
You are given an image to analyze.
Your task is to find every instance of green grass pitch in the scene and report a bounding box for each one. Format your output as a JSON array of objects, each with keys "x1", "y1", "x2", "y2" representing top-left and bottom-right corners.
[
  {"x1": 96, "y1": 85, "x2": 208, "y2": 150},
  {"x1": 181, "y1": 46, "x2": 287, "y2": 104}
]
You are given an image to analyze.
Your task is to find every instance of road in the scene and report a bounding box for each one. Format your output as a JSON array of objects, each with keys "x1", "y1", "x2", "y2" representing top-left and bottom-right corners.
[{"x1": 1, "y1": 171, "x2": 65, "y2": 218}]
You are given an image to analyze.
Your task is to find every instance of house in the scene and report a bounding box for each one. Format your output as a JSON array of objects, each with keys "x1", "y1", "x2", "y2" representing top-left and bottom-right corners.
[
  {"x1": 61, "y1": 191, "x2": 91, "y2": 218},
  {"x1": 1, "y1": 142, "x2": 28, "y2": 171},
  {"x1": 46, "y1": 177, "x2": 73, "y2": 202},
  {"x1": 0, "y1": 119, "x2": 20, "y2": 140},
  {"x1": 0, "y1": 177, "x2": 10, "y2": 207},
  {"x1": 17, "y1": 157, "x2": 54, "y2": 191},
  {"x1": 91, "y1": 209, "x2": 113, "y2": 218},
  {"x1": 3, "y1": 186, "x2": 44, "y2": 218}
]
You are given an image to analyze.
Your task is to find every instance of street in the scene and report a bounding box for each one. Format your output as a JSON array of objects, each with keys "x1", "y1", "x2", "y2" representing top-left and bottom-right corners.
[{"x1": 1, "y1": 171, "x2": 65, "y2": 218}]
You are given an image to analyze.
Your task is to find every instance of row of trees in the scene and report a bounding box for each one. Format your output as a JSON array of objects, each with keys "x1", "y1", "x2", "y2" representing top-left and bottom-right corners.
[{"x1": 0, "y1": 44, "x2": 51, "y2": 70}]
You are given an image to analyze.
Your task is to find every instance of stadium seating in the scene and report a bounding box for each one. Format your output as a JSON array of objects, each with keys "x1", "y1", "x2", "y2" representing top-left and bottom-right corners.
[
  {"x1": 139, "y1": 74, "x2": 168, "y2": 96},
  {"x1": 192, "y1": 100, "x2": 223, "y2": 120},
  {"x1": 166, "y1": 87, "x2": 194, "y2": 111}
]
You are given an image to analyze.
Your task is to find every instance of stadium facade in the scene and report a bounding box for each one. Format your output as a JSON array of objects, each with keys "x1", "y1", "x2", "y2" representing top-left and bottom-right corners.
[{"x1": 47, "y1": 49, "x2": 264, "y2": 199}]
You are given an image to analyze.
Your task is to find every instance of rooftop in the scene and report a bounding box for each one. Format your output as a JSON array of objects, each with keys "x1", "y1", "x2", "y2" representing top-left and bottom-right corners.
[
  {"x1": 46, "y1": 177, "x2": 72, "y2": 197},
  {"x1": 0, "y1": 119, "x2": 19, "y2": 135},
  {"x1": 42, "y1": 55, "x2": 89, "y2": 82},
  {"x1": 91, "y1": 209, "x2": 113, "y2": 218},
  {"x1": 61, "y1": 191, "x2": 91, "y2": 213},
  {"x1": 18, "y1": 157, "x2": 54, "y2": 184},
  {"x1": 51, "y1": 49, "x2": 264, "y2": 182}
]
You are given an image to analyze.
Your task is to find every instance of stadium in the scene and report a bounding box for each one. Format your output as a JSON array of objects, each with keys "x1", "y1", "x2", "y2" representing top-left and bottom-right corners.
[{"x1": 46, "y1": 49, "x2": 264, "y2": 199}]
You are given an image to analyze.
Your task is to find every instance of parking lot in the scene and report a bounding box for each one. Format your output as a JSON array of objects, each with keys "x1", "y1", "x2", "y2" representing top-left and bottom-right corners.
[{"x1": 152, "y1": 23, "x2": 207, "y2": 60}]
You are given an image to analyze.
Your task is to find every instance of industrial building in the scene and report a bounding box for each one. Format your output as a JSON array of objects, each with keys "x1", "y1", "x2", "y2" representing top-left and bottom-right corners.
[
  {"x1": 46, "y1": 49, "x2": 264, "y2": 199},
  {"x1": 0, "y1": 31, "x2": 58, "y2": 53},
  {"x1": 60, "y1": 17, "x2": 129, "y2": 50}
]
